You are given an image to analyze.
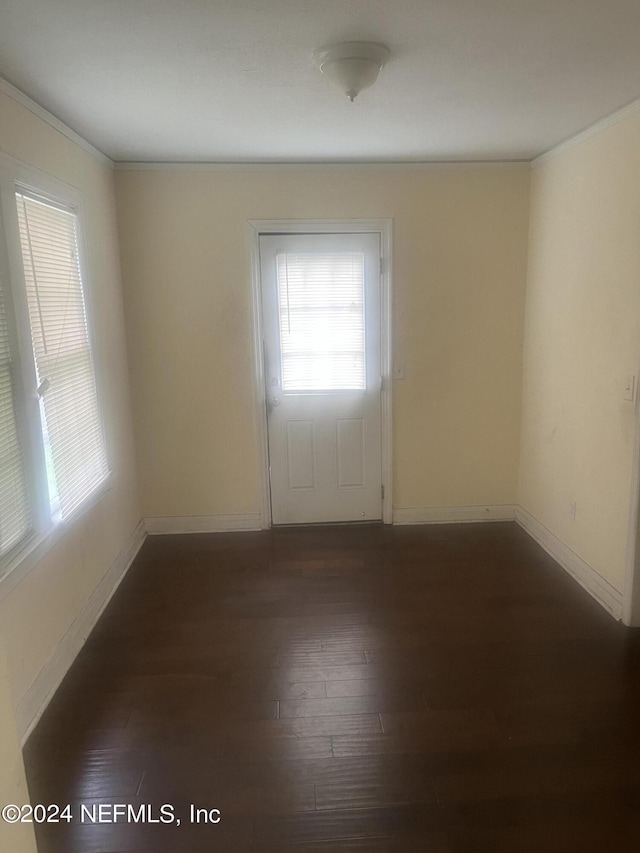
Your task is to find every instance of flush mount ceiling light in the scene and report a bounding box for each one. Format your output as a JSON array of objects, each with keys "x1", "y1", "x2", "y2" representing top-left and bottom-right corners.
[{"x1": 314, "y1": 42, "x2": 390, "y2": 101}]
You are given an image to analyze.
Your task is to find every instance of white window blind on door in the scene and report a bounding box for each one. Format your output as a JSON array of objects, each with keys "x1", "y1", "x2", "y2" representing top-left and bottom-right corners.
[
  {"x1": 276, "y1": 252, "x2": 366, "y2": 391},
  {"x1": 16, "y1": 192, "x2": 108, "y2": 521},
  {"x1": 0, "y1": 273, "x2": 31, "y2": 556}
]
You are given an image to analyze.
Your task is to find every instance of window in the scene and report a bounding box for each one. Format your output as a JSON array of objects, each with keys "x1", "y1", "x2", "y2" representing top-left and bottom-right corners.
[
  {"x1": 16, "y1": 192, "x2": 108, "y2": 521},
  {"x1": 276, "y1": 251, "x2": 366, "y2": 391},
  {"x1": 0, "y1": 167, "x2": 109, "y2": 573}
]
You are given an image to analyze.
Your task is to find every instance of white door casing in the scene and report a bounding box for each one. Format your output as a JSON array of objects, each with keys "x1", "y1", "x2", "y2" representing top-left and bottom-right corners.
[{"x1": 259, "y1": 231, "x2": 383, "y2": 524}]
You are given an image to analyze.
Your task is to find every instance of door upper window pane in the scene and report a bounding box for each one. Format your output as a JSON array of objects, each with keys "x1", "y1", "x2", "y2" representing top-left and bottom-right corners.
[{"x1": 276, "y1": 251, "x2": 365, "y2": 391}]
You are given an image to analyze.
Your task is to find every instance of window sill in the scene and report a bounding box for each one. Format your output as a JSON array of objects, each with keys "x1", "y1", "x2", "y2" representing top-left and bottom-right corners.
[{"x1": 0, "y1": 472, "x2": 113, "y2": 603}]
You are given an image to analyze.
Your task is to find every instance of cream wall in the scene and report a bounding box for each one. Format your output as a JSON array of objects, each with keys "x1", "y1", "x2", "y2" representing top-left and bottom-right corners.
[
  {"x1": 115, "y1": 165, "x2": 530, "y2": 520},
  {"x1": 0, "y1": 87, "x2": 141, "y2": 737},
  {"x1": 0, "y1": 638, "x2": 36, "y2": 852},
  {"x1": 519, "y1": 111, "x2": 640, "y2": 592}
]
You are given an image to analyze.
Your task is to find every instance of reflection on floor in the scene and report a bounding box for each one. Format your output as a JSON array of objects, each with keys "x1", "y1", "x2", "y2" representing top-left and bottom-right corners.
[{"x1": 23, "y1": 522, "x2": 640, "y2": 851}]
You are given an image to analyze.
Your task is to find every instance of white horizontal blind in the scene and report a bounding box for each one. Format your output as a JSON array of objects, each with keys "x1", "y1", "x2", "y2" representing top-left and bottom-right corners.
[
  {"x1": 276, "y1": 252, "x2": 366, "y2": 391},
  {"x1": 16, "y1": 191, "x2": 108, "y2": 521},
  {"x1": 0, "y1": 272, "x2": 31, "y2": 556}
]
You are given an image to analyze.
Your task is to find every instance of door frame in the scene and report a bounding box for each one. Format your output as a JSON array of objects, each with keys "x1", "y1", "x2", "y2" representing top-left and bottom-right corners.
[{"x1": 248, "y1": 219, "x2": 393, "y2": 528}]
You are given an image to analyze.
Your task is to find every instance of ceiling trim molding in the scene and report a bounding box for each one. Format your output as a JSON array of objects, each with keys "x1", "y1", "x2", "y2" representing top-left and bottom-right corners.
[
  {"x1": 113, "y1": 159, "x2": 530, "y2": 172},
  {"x1": 532, "y1": 95, "x2": 640, "y2": 168},
  {"x1": 0, "y1": 77, "x2": 113, "y2": 169},
  {"x1": 6, "y1": 70, "x2": 638, "y2": 171}
]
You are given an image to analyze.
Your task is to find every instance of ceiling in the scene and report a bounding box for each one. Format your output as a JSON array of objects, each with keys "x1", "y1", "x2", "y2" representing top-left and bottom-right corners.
[{"x1": 1, "y1": 0, "x2": 640, "y2": 163}]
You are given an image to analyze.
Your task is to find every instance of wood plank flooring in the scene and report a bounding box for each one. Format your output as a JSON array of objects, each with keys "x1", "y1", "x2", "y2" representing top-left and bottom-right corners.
[{"x1": 22, "y1": 522, "x2": 640, "y2": 851}]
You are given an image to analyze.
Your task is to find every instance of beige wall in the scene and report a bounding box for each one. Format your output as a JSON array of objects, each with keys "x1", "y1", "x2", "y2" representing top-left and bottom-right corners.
[
  {"x1": 115, "y1": 165, "x2": 530, "y2": 519},
  {"x1": 0, "y1": 88, "x2": 141, "y2": 731},
  {"x1": 0, "y1": 638, "x2": 36, "y2": 852},
  {"x1": 519, "y1": 112, "x2": 640, "y2": 591}
]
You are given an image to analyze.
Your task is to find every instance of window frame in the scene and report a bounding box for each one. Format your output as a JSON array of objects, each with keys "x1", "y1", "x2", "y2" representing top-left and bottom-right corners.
[{"x1": 0, "y1": 154, "x2": 112, "y2": 592}]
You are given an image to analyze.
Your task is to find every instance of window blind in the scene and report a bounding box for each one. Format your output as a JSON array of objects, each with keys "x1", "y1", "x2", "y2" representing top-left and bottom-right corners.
[
  {"x1": 276, "y1": 252, "x2": 366, "y2": 391},
  {"x1": 16, "y1": 192, "x2": 108, "y2": 521},
  {"x1": 0, "y1": 274, "x2": 31, "y2": 557}
]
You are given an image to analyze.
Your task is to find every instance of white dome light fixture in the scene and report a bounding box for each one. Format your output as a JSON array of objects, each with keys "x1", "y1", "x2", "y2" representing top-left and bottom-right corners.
[{"x1": 314, "y1": 42, "x2": 390, "y2": 102}]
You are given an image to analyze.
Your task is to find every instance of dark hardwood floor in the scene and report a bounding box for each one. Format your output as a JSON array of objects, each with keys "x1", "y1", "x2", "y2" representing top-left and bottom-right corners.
[{"x1": 23, "y1": 522, "x2": 640, "y2": 851}]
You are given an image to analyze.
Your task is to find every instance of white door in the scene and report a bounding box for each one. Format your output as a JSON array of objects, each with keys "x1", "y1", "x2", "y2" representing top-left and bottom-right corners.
[{"x1": 260, "y1": 232, "x2": 382, "y2": 524}]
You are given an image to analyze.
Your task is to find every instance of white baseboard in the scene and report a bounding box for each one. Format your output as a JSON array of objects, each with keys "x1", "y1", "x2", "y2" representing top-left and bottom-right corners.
[
  {"x1": 515, "y1": 506, "x2": 623, "y2": 620},
  {"x1": 393, "y1": 504, "x2": 516, "y2": 525},
  {"x1": 16, "y1": 519, "x2": 146, "y2": 744},
  {"x1": 144, "y1": 514, "x2": 263, "y2": 534}
]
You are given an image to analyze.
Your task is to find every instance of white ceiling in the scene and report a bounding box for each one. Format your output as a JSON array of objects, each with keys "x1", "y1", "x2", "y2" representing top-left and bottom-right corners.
[{"x1": 1, "y1": 0, "x2": 640, "y2": 163}]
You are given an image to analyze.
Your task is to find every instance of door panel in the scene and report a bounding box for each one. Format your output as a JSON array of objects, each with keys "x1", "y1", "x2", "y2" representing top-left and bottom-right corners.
[
  {"x1": 286, "y1": 420, "x2": 316, "y2": 490},
  {"x1": 260, "y1": 232, "x2": 382, "y2": 524},
  {"x1": 336, "y1": 418, "x2": 365, "y2": 488}
]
